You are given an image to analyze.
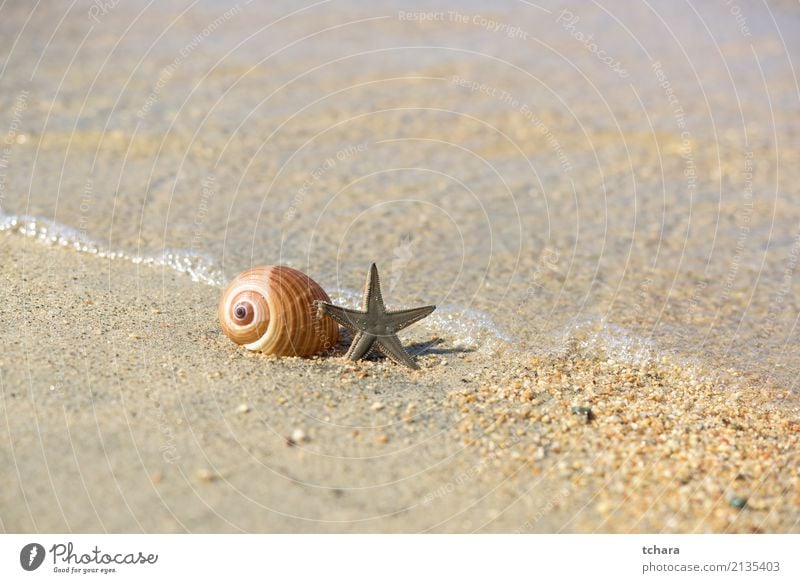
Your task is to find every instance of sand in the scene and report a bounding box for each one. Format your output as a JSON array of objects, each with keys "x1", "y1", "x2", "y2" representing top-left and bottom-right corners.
[
  {"x1": 1, "y1": 235, "x2": 797, "y2": 533},
  {"x1": 1, "y1": 0, "x2": 799, "y2": 532}
]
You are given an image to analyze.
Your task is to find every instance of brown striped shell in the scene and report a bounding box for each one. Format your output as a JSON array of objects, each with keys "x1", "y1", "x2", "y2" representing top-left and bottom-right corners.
[{"x1": 218, "y1": 266, "x2": 338, "y2": 357}]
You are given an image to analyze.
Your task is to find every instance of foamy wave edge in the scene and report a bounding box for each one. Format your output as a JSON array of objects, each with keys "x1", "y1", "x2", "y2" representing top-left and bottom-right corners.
[
  {"x1": 0, "y1": 212, "x2": 226, "y2": 287},
  {"x1": 327, "y1": 288, "x2": 512, "y2": 353},
  {"x1": 1, "y1": 211, "x2": 513, "y2": 351}
]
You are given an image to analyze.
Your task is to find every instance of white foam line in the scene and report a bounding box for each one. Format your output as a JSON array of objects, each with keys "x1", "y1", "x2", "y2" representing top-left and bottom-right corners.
[
  {"x1": 0, "y1": 211, "x2": 225, "y2": 287},
  {"x1": 1, "y1": 210, "x2": 513, "y2": 349}
]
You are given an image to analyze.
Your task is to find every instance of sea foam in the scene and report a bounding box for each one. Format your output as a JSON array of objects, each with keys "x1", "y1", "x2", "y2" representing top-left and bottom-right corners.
[
  {"x1": 1, "y1": 210, "x2": 512, "y2": 350},
  {"x1": 0, "y1": 211, "x2": 226, "y2": 287}
]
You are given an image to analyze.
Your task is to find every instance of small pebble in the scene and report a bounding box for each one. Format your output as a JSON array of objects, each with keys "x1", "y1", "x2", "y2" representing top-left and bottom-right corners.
[
  {"x1": 571, "y1": 405, "x2": 594, "y2": 422},
  {"x1": 729, "y1": 496, "x2": 748, "y2": 510},
  {"x1": 196, "y1": 468, "x2": 218, "y2": 483},
  {"x1": 237, "y1": 403, "x2": 251, "y2": 414}
]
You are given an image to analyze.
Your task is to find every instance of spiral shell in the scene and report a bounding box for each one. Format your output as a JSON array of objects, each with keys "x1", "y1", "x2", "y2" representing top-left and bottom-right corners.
[{"x1": 218, "y1": 266, "x2": 339, "y2": 357}]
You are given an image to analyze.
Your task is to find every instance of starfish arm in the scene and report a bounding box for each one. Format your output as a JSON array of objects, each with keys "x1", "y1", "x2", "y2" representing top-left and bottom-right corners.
[
  {"x1": 384, "y1": 305, "x2": 436, "y2": 332},
  {"x1": 315, "y1": 301, "x2": 367, "y2": 333},
  {"x1": 375, "y1": 334, "x2": 419, "y2": 370},
  {"x1": 346, "y1": 332, "x2": 376, "y2": 361},
  {"x1": 363, "y1": 263, "x2": 385, "y2": 312}
]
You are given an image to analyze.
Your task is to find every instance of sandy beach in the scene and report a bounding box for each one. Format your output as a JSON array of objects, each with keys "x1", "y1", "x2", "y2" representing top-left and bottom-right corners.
[
  {"x1": 1, "y1": 0, "x2": 799, "y2": 532},
  {"x1": 2, "y1": 234, "x2": 797, "y2": 533}
]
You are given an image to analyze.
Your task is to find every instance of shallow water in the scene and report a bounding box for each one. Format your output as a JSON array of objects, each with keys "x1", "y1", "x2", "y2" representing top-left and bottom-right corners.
[{"x1": 1, "y1": 0, "x2": 799, "y2": 389}]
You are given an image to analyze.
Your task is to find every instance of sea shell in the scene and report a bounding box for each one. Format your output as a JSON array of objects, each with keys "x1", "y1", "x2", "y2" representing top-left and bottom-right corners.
[{"x1": 218, "y1": 266, "x2": 338, "y2": 356}]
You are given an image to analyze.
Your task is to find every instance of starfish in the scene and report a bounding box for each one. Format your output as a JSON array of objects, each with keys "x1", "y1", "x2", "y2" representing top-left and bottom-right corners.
[{"x1": 314, "y1": 264, "x2": 436, "y2": 370}]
